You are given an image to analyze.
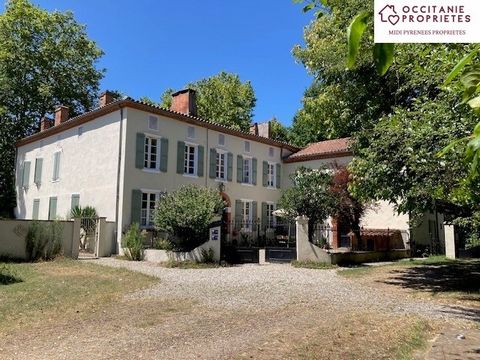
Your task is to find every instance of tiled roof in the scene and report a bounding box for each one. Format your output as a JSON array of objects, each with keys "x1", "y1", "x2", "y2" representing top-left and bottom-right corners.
[
  {"x1": 16, "y1": 98, "x2": 301, "y2": 152},
  {"x1": 283, "y1": 138, "x2": 352, "y2": 163}
]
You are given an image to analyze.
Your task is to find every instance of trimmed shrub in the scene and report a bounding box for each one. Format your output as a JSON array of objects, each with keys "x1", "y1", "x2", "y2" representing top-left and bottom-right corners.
[
  {"x1": 0, "y1": 263, "x2": 22, "y2": 285},
  {"x1": 154, "y1": 237, "x2": 173, "y2": 251},
  {"x1": 154, "y1": 185, "x2": 225, "y2": 252},
  {"x1": 122, "y1": 223, "x2": 144, "y2": 261},
  {"x1": 25, "y1": 221, "x2": 64, "y2": 261},
  {"x1": 200, "y1": 247, "x2": 215, "y2": 263}
]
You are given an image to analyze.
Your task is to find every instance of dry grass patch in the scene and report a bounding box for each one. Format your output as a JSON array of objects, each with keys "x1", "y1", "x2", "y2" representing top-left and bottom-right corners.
[
  {"x1": 0, "y1": 258, "x2": 157, "y2": 334},
  {"x1": 291, "y1": 260, "x2": 337, "y2": 269}
]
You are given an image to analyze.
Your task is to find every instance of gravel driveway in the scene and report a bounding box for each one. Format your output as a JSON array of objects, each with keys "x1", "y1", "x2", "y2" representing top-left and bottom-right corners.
[{"x1": 95, "y1": 258, "x2": 480, "y2": 323}]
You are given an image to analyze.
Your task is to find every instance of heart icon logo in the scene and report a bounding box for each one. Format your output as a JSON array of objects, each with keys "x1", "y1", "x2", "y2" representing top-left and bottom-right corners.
[{"x1": 388, "y1": 14, "x2": 400, "y2": 25}]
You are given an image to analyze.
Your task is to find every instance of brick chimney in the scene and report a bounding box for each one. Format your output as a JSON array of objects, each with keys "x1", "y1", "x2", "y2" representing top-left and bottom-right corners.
[
  {"x1": 170, "y1": 89, "x2": 197, "y2": 116},
  {"x1": 99, "y1": 90, "x2": 115, "y2": 107},
  {"x1": 40, "y1": 117, "x2": 53, "y2": 132},
  {"x1": 54, "y1": 105, "x2": 69, "y2": 126}
]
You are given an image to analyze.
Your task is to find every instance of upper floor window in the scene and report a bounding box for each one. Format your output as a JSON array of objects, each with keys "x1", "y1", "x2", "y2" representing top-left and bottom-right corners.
[
  {"x1": 216, "y1": 151, "x2": 226, "y2": 180},
  {"x1": 184, "y1": 144, "x2": 197, "y2": 175},
  {"x1": 218, "y1": 134, "x2": 225, "y2": 146},
  {"x1": 267, "y1": 163, "x2": 276, "y2": 187},
  {"x1": 149, "y1": 116, "x2": 159, "y2": 131},
  {"x1": 244, "y1": 141, "x2": 251, "y2": 153},
  {"x1": 144, "y1": 136, "x2": 160, "y2": 170},
  {"x1": 52, "y1": 152, "x2": 61, "y2": 181},
  {"x1": 187, "y1": 126, "x2": 195, "y2": 139},
  {"x1": 243, "y1": 157, "x2": 252, "y2": 184}
]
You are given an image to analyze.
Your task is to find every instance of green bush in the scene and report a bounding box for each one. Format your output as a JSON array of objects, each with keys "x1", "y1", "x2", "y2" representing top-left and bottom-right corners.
[
  {"x1": 122, "y1": 223, "x2": 144, "y2": 261},
  {"x1": 154, "y1": 237, "x2": 173, "y2": 251},
  {"x1": 0, "y1": 263, "x2": 22, "y2": 285},
  {"x1": 25, "y1": 221, "x2": 64, "y2": 261},
  {"x1": 154, "y1": 185, "x2": 225, "y2": 252},
  {"x1": 70, "y1": 205, "x2": 97, "y2": 219},
  {"x1": 200, "y1": 247, "x2": 215, "y2": 263}
]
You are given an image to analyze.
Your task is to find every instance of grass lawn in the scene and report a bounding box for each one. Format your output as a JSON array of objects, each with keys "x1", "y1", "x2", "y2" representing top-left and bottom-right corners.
[
  {"x1": 0, "y1": 258, "x2": 157, "y2": 334},
  {"x1": 291, "y1": 260, "x2": 337, "y2": 269}
]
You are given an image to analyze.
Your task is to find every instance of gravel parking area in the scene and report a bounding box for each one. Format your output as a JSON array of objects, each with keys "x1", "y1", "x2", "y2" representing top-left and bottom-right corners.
[{"x1": 96, "y1": 258, "x2": 480, "y2": 322}]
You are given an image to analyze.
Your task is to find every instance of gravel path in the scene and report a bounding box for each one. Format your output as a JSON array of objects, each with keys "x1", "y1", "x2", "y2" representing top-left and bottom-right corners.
[{"x1": 94, "y1": 258, "x2": 480, "y2": 323}]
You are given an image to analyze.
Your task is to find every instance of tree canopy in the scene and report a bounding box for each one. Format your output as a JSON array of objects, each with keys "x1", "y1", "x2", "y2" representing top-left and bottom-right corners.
[
  {"x1": 158, "y1": 71, "x2": 256, "y2": 131},
  {"x1": 0, "y1": 0, "x2": 104, "y2": 217}
]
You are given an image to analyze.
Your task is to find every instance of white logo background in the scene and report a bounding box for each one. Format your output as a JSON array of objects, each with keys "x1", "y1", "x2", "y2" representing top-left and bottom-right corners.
[{"x1": 375, "y1": 0, "x2": 480, "y2": 43}]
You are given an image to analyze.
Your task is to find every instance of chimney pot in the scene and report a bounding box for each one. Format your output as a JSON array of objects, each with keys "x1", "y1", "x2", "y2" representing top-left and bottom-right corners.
[
  {"x1": 54, "y1": 105, "x2": 69, "y2": 126},
  {"x1": 170, "y1": 89, "x2": 197, "y2": 117},
  {"x1": 99, "y1": 91, "x2": 115, "y2": 107},
  {"x1": 40, "y1": 117, "x2": 53, "y2": 132}
]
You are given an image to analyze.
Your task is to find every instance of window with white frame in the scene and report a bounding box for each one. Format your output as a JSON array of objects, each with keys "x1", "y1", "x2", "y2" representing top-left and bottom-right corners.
[
  {"x1": 243, "y1": 157, "x2": 252, "y2": 184},
  {"x1": 244, "y1": 141, "x2": 251, "y2": 153},
  {"x1": 149, "y1": 115, "x2": 159, "y2": 131},
  {"x1": 267, "y1": 162, "x2": 276, "y2": 187},
  {"x1": 266, "y1": 203, "x2": 276, "y2": 228},
  {"x1": 140, "y1": 192, "x2": 163, "y2": 227},
  {"x1": 216, "y1": 151, "x2": 226, "y2": 180},
  {"x1": 187, "y1": 126, "x2": 195, "y2": 139},
  {"x1": 144, "y1": 136, "x2": 160, "y2": 170},
  {"x1": 184, "y1": 144, "x2": 197, "y2": 175},
  {"x1": 218, "y1": 134, "x2": 225, "y2": 146},
  {"x1": 242, "y1": 200, "x2": 252, "y2": 231}
]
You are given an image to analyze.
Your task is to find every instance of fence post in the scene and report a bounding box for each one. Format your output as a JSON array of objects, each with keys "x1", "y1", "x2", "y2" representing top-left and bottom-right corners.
[
  {"x1": 444, "y1": 224, "x2": 456, "y2": 259},
  {"x1": 71, "y1": 218, "x2": 81, "y2": 259},
  {"x1": 295, "y1": 216, "x2": 309, "y2": 261},
  {"x1": 97, "y1": 217, "x2": 107, "y2": 257}
]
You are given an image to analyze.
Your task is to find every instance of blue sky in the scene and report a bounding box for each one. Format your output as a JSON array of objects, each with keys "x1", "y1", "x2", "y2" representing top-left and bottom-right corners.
[{"x1": 9, "y1": 1, "x2": 315, "y2": 126}]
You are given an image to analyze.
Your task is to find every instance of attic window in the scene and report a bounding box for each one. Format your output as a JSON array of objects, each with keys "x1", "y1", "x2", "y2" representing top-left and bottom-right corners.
[
  {"x1": 187, "y1": 126, "x2": 195, "y2": 139},
  {"x1": 269, "y1": 147, "x2": 274, "y2": 157},
  {"x1": 218, "y1": 134, "x2": 225, "y2": 146},
  {"x1": 149, "y1": 116, "x2": 159, "y2": 131},
  {"x1": 244, "y1": 141, "x2": 251, "y2": 153}
]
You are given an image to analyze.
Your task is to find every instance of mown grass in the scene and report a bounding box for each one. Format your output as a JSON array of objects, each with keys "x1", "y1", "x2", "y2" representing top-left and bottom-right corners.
[
  {"x1": 396, "y1": 320, "x2": 432, "y2": 360},
  {"x1": 0, "y1": 258, "x2": 157, "y2": 333},
  {"x1": 291, "y1": 260, "x2": 337, "y2": 269}
]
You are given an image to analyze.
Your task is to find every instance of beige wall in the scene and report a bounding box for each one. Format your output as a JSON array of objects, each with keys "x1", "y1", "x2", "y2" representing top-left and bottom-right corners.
[
  {"x1": 0, "y1": 219, "x2": 75, "y2": 260},
  {"x1": 15, "y1": 110, "x2": 123, "y2": 222},
  {"x1": 119, "y1": 108, "x2": 288, "y2": 248}
]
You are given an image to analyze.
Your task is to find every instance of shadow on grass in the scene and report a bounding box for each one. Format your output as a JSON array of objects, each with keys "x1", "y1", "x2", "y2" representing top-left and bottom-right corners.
[
  {"x1": 381, "y1": 260, "x2": 480, "y2": 294},
  {"x1": 0, "y1": 265, "x2": 23, "y2": 285}
]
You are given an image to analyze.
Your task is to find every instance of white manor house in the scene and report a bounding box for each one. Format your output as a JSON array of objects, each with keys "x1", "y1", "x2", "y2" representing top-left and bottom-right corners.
[{"x1": 15, "y1": 90, "x2": 450, "y2": 255}]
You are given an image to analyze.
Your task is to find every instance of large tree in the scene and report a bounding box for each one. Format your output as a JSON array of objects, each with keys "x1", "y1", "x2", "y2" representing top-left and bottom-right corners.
[
  {"x1": 0, "y1": 0, "x2": 104, "y2": 217},
  {"x1": 159, "y1": 71, "x2": 256, "y2": 131}
]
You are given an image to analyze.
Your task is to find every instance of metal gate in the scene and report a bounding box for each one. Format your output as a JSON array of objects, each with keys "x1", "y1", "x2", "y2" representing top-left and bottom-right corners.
[{"x1": 79, "y1": 217, "x2": 99, "y2": 258}]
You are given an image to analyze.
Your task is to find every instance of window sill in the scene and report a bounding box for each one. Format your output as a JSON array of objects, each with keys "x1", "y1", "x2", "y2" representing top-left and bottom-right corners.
[
  {"x1": 214, "y1": 178, "x2": 227, "y2": 183},
  {"x1": 240, "y1": 183, "x2": 254, "y2": 187},
  {"x1": 51, "y1": 179, "x2": 60, "y2": 183},
  {"x1": 142, "y1": 168, "x2": 161, "y2": 174},
  {"x1": 266, "y1": 186, "x2": 278, "y2": 190},
  {"x1": 183, "y1": 173, "x2": 199, "y2": 179}
]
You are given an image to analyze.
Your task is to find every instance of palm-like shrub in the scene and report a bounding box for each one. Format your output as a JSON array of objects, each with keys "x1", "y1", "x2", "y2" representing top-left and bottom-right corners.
[
  {"x1": 70, "y1": 205, "x2": 97, "y2": 219},
  {"x1": 122, "y1": 223, "x2": 144, "y2": 261}
]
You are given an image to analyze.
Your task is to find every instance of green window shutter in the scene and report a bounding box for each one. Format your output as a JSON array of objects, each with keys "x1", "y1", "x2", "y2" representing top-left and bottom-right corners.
[
  {"x1": 176, "y1": 141, "x2": 185, "y2": 174},
  {"x1": 48, "y1": 197, "x2": 57, "y2": 220},
  {"x1": 261, "y1": 202, "x2": 267, "y2": 230},
  {"x1": 34, "y1": 158, "x2": 43, "y2": 185},
  {"x1": 197, "y1": 145, "x2": 204, "y2": 177},
  {"x1": 209, "y1": 148, "x2": 217, "y2": 179},
  {"x1": 32, "y1": 199, "x2": 40, "y2": 220},
  {"x1": 252, "y1": 158, "x2": 258, "y2": 185},
  {"x1": 131, "y1": 189, "x2": 142, "y2": 224},
  {"x1": 53, "y1": 152, "x2": 60, "y2": 180},
  {"x1": 227, "y1": 152, "x2": 233, "y2": 182},
  {"x1": 160, "y1": 138, "x2": 169, "y2": 172},
  {"x1": 135, "y1": 133, "x2": 145, "y2": 169},
  {"x1": 252, "y1": 201, "x2": 258, "y2": 222},
  {"x1": 71, "y1": 194, "x2": 80, "y2": 211},
  {"x1": 262, "y1": 161, "x2": 268, "y2": 187},
  {"x1": 276, "y1": 164, "x2": 281, "y2": 189},
  {"x1": 22, "y1": 161, "x2": 31, "y2": 188},
  {"x1": 236, "y1": 155, "x2": 243, "y2": 183},
  {"x1": 234, "y1": 200, "x2": 243, "y2": 229}
]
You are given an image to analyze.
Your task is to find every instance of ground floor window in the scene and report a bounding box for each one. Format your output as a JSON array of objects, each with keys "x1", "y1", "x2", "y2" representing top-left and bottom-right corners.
[
  {"x1": 266, "y1": 203, "x2": 276, "y2": 228},
  {"x1": 242, "y1": 200, "x2": 252, "y2": 231},
  {"x1": 141, "y1": 192, "x2": 163, "y2": 227}
]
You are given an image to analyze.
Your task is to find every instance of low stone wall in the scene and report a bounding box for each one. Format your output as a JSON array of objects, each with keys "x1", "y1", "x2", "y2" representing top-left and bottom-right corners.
[
  {"x1": 144, "y1": 237, "x2": 221, "y2": 263},
  {"x1": 330, "y1": 249, "x2": 410, "y2": 265},
  {"x1": 0, "y1": 219, "x2": 77, "y2": 260}
]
